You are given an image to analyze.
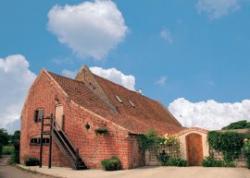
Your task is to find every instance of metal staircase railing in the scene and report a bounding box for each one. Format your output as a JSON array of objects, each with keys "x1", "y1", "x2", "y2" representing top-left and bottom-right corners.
[{"x1": 39, "y1": 114, "x2": 87, "y2": 170}]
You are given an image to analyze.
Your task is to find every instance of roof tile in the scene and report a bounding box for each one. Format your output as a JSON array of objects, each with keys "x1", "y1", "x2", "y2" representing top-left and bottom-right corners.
[{"x1": 48, "y1": 71, "x2": 183, "y2": 135}]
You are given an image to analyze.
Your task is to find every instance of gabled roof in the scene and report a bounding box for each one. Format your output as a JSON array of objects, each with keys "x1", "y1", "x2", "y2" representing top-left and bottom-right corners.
[
  {"x1": 48, "y1": 72, "x2": 114, "y2": 118},
  {"x1": 48, "y1": 69, "x2": 183, "y2": 135}
]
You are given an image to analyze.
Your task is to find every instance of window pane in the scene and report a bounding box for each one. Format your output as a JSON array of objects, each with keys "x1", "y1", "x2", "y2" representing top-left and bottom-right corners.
[
  {"x1": 34, "y1": 110, "x2": 39, "y2": 122},
  {"x1": 38, "y1": 109, "x2": 44, "y2": 121}
]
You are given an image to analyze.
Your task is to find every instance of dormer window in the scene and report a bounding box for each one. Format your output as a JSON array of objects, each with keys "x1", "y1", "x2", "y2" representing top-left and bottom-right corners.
[
  {"x1": 34, "y1": 108, "x2": 44, "y2": 122},
  {"x1": 115, "y1": 95, "x2": 123, "y2": 103},
  {"x1": 129, "y1": 100, "x2": 135, "y2": 107}
]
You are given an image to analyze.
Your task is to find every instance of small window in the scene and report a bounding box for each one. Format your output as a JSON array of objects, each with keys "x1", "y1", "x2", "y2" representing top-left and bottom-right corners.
[
  {"x1": 30, "y1": 138, "x2": 38, "y2": 145},
  {"x1": 129, "y1": 100, "x2": 135, "y2": 107},
  {"x1": 45, "y1": 138, "x2": 50, "y2": 144},
  {"x1": 34, "y1": 108, "x2": 44, "y2": 122},
  {"x1": 30, "y1": 137, "x2": 50, "y2": 146},
  {"x1": 30, "y1": 138, "x2": 35, "y2": 144},
  {"x1": 115, "y1": 95, "x2": 123, "y2": 103}
]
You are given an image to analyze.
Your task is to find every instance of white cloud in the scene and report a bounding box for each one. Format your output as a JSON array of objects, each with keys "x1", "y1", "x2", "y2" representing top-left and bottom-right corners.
[
  {"x1": 155, "y1": 76, "x2": 167, "y2": 86},
  {"x1": 62, "y1": 67, "x2": 136, "y2": 90},
  {"x1": 62, "y1": 69, "x2": 77, "y2": 79},
  {"x1": 196, "y1": 0, "x2": 240, "y2": 19},
  {"x1": 169, "y1": 98, "x2": 250, "y2": 130},
  {"x1": 90, "y1": 67, "x2": 136, "y2": 91},
  {"x1": 48, "y1": 0, "x2": 128, "y2": 60},
  {"x1": 160, "y1": 28, "x2": 173, "y2": 44},
  {"x1": 0, "y1": 55, "x2": 36, "y2": 132}
]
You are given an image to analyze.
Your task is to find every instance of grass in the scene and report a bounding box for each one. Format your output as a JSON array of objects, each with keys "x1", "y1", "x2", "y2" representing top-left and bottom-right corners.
[{"x1": 2, "y1": 145, "x2": 14, "y2": 155}]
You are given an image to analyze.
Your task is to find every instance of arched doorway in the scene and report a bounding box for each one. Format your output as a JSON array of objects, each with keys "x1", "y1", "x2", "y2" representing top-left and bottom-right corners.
[{"x1": 186, "y1": 133, "x2": 203, "y2": 166}]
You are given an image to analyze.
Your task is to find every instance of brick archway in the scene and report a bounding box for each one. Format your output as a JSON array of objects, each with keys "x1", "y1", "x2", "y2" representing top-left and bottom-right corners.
[{"x1": 186, "y1": 133, "x2": 203, "y2": 166}]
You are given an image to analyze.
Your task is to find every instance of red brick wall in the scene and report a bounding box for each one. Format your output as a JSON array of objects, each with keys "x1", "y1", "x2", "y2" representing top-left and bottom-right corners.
[
  {"x1": 63, "y1": 101, "x2": 143, "y2": 168},
  {"x1": 20, "y1": 71, "x2": 70, "y2": 167},
  {"x1": 20, "y1": 71, "x2": 143, "y2": 169}
]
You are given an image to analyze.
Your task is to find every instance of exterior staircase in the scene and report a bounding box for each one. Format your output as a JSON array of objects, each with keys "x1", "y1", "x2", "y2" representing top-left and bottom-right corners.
[{"x1": 52, "y1": 121, "x2": 87, "y2": 170}]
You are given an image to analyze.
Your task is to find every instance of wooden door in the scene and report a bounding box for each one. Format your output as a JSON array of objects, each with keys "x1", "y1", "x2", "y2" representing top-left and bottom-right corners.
[
  {"x1": 186, "y1": 133, "x2": 203, "y2": 166},
  {"x1": 55, "y1": 104, "x2": 64, "y2": 130}
]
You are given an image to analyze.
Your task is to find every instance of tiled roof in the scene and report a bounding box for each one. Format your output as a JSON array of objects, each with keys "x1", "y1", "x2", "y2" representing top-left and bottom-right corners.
[
  {"x1": 48, "y1": 72, "x2": 113, "y2": 118},
  {"x1": 48, "y1": 71, "x2": 183, "y2": 135}
]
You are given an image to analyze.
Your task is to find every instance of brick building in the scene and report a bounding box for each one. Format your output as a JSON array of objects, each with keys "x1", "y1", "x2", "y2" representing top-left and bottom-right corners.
[{"x1": 20, "y1": 66, "x2": 208, "y2": 169}]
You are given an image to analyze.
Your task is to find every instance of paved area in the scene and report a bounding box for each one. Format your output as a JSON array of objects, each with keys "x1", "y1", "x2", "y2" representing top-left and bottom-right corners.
[
  {"x1": 0, "y1": 156, "x2": 10, "y2": 166},
  {"x1": 0, "y1": 156, "x2": 53, "y2": 178},
  {"x1": 17, "y1": 165, "x2": 250, "y2": 178},
  {"x1": 0, "y1": 166, "x2": 54, "y2": 178}
]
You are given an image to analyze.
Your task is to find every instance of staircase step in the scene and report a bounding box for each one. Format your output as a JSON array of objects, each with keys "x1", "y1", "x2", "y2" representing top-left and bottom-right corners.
[
  {"x1": 52, "y1": 127, "x2": 87, "y2": 170},
  {"x1": 76, "y1": 163, "x2": 87, "y2": 170}
]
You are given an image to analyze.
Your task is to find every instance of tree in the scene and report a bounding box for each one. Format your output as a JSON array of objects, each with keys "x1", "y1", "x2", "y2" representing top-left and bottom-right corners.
[
  {"x1": 11, "y1": 130, "x2": 20, "y2": 144},
  {"x1": 0, "y1": 129, "x2": 9, "y2": 145},
  {"x1": 0, "y1": 128, "x2": 10, "y2": 157},
  {"x1": 11, "y1": 130, "x2": 20, "y2": 163},
  {"x1": 222, "y1": 120, "x2": 250, "y2": 130}
]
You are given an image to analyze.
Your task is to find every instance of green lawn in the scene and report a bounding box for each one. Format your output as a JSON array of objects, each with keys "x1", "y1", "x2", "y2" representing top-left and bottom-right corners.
[{"x1": 2, "y1": 145, "x2": 14, "y2": 155}]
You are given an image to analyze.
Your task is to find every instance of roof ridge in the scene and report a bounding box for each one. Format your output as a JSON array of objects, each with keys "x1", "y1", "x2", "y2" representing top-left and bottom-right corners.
[
  {"x1": 93, "y1": 73, "x2": 136, "y2": 92},
  {"x1": 47, "y1": 71, "x2": 86, "y2": 84}
]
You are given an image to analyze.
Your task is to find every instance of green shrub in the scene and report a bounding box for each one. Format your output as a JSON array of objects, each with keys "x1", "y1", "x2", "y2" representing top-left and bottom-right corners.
[
  {"x1": 0, "y1": 143, "x2": 2, "y2": 158},
  {"x1": 10, "y1": 150, "x2": 20, "y2": 164},
  {"x1": 101, "y1": 156, "x2": 121, "y2": 171},
  {"x1": 166, "y1": 157, "x2": 187, "y2": 167},
  {"x1": 243, "y1": 139, "x2": 250, "y2": 169},
  {"x1": 224, "y1": 161, "x2": 236, "y2": 167},
  {"x1": 208, "y1": 131, "x2": 244, "y2": 162},
  {"x1": 202, "y1": 156, "x2": 224, "y2": 167},
  {"x1": 157, "y1": 152, "x2": 170, "y2": 166},
  {"x1": 25, "y1": 157, "x2": 40, "y2": 166},
  {"x1": 2, "y1": 145, "x2": 14, "y2": 155},
  {"x1": 137, "y1": 130, "x2": 163, "y2": 151},
  {"x1": 158, "y1": 154, "x2": 187, "y2": 167},
  {"x1": 12, "y1": 137, "x2": 20, "y2": 164}
]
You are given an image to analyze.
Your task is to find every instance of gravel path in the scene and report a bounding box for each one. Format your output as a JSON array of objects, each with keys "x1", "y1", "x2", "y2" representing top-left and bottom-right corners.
[
  {"x1": 1, "y1": 154, "x2": 250, "y2": 178},
  {"x1": 0, "y1": 165, "x2": 55, "y2": 178},
  {"x1": 17, "y1": 165, "x2": 250, "y2": 178},
  {"x1": 0, "y1": 156, "x2": 54, "y2": 178},
  {"x1": 0, "y1": 156, "x2": 10, "y2": 166}
]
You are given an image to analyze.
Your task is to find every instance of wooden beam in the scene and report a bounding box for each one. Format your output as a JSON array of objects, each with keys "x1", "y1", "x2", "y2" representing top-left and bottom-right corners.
[
  {"x1": 39, "y1": 115, "x2": 44, "y2": 168},
  {"x1": 48, "y1": 114, "x2": 53, "y2": 168}
]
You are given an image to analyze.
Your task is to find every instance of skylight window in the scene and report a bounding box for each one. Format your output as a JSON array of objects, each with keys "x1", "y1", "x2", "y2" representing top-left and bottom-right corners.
[
  {"x1": 115, "y1": 95, "x2": 123, "y2": 103},
  {"x1": 129, "y1": 100, "x2": 135, "y2": 107}
]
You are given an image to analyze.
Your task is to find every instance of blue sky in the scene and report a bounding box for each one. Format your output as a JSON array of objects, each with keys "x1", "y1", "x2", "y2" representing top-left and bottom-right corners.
[{"x1": 1, "y1": 0, "x2": 250, "y2": 131}]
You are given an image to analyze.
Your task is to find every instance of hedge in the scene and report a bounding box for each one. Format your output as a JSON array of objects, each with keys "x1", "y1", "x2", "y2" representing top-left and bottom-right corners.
[{"x1": 101, "y1": 156, "x2": 122, "y2": 171}]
